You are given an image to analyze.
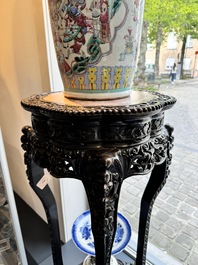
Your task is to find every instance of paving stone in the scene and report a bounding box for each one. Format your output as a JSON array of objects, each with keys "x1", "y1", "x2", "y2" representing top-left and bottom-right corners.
[
  {"x1": 186, "y1": 252, "x2": 198, "y2": 265},
  {"x1": 148, "y1": 227, "x2": 158, "y2": 240},
  {"x1": 194, "y1": 245, "x2": 198, "y2": 255},
  {"x1": 161, "y1": 203, "x2": 177, "y2": 215},
  {"x1": 193, "y1": 210, "x2": 198, "y2": 219},
  {"x1": 178, "y1": 202, "x2": 196, "y2": 215},
  {"x1": 167, "y1": 197, "x2": 180, "y2": 207},
  {"x1": 151, "y1": 205, "x2": 158, "y2": 214},
  {"x1": 175, "y1": 211, "x2": 191, "y2": 222},
  {"x1": 166, "y1": 217, "x2": 185, "y2": 230},
  {"x1": 190, "y1": 217, "x2": 198, "y2": 229},
  {"x1": 153, "y1": 198, "x2": 166, "y2": 208},
  {"x1": 182, "y1": 224, "x2": 198, "y2": 240},
  {"x1": 122, "y1": 203, "x2": 138, "y2": 215},
  {"x1": 157, "y1": 190, "x2": 169, "y2": 201},
  {"x1": 134, "y1": 211, "x2": 141, "y2": 220},
  {"x1": 162, "y1": 186, "x2": 174, "y2": 196},
  {"x1": 150, "y1": 217, "x2": 164, "y2": 230},
  {"x1": 179, "y1": 185, "x2": 195, "y2": 198},
  {"x1": 121, "y1": 211, "x2": 139, "y2": 232},
  {"x1": 169, "y1": 243, "x2": 189, "y2": 262},
  {"x1": 140, "y1": 177, "x2": 150, "y2": 185},
  {"x1": 151, "y1": 233, "x2": 172, "y2": 251},
  {"x1": 172, "y1": 191, "x2": 188, "y2": 201},
  {"x1": 185, "y1": 182, "x2": 198, "y2": 193},
  {"x1": 171, "y1": 178, "x2": 183, "y2": 186},
  {"x1": 176, "y1": 233, "x2": 195, "y2": 250},
  {"x1": 133, "y1": 180, "x2": 146, "y2": 190},
  {"x1": 126, "y1": 185, "x2": 142, "y2": 197},
  {"x1": 154, "y1": 210, "x2": 169, "y2": 223},
  {"x1": 120, "y1": 192, "x2": 140, "y2": 208},
  {"x1": 121, "y1": 181, "x2": 131, "y2": 189},
  {"x1": 192, "y1": 192, "x2": 198, "y2": 201},
  {"x1": 161, "y1": 224, "x2": 180, "y2": 239},
  {"x1": 165, "y1": 180, "x2": 181, "y2": 190},
  {"x1": 185, "y1": 196, "x2": 198, "y2": 207}
]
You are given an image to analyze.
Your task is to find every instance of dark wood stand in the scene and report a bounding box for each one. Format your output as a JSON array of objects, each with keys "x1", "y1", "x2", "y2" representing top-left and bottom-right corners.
[{"x1": 21, "y1": 91, "x2": 176, "y2": 265}]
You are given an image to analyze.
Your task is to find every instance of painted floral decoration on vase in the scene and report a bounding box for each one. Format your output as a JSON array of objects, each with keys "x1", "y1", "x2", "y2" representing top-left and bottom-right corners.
[{"x1": 48, "y1": 0, "x2": 145, "y2": 100}]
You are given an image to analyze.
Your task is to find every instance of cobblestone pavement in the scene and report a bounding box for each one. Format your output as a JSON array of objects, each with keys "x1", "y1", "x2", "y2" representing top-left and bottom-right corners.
[{"x1": 119, "y1": 79, "x2": 198, "y2": 265}]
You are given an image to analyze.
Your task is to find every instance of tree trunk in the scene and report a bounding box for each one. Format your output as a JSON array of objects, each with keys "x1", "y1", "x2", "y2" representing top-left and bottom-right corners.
[
  {"x1": 180, "y1": 35, "x2": 187, "y2": 79},
  {"x1": 133, "y1": 20, "x2": 148, "y2": 87},
  {"x1": 154, "y1": 23, "x2": 163, "y2": 79}
]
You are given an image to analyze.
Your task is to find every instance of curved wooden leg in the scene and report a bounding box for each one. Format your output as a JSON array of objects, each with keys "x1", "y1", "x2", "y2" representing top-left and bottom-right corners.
[
  {"x1": 136, "y1": 125, "x2": 174, "y2": 265},
  {"x1": 21, "y1": 126, "x2": 63, "y2": 265},
  {"x1": 81, "y1": 151, "x2": 124, "y2": 265},
  {"x1": 136, "y1": 160, "x2": 169, "y2": 265}
]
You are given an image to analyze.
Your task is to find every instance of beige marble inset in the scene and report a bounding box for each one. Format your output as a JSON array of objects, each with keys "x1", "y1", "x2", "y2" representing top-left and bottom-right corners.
[{"x1": 42, "y1": 91, "x2": 157, "y2": 107}]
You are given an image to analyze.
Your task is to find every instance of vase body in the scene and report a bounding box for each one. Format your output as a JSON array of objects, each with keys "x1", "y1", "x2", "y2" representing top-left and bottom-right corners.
[{"x1": 48, "y1": 0, "x2": 145, "y2": 100}]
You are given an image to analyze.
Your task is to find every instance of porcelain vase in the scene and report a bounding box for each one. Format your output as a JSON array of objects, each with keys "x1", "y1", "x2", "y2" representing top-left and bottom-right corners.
[{"x1": 48, "y1": 0, "x2": 145, "y2": 100}]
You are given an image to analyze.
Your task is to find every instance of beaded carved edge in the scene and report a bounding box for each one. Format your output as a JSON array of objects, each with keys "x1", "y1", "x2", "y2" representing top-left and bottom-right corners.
[{"x1": 21, "y1": 91, "x2": 176, "y2": 115}]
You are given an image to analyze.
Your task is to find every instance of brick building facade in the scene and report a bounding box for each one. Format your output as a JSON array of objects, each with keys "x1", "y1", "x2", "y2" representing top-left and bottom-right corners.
[{"x1": 146, "y1": 33, "x2": 198, "y2": 78}]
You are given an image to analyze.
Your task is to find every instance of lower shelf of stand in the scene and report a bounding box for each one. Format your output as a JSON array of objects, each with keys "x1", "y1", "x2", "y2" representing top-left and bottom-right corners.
[
  {"x1": 40, "y1": 242, "x2": 134, "y2": 265},
  {"x1": 15, "y1": 193, "x2": 135, "y2": 265}
]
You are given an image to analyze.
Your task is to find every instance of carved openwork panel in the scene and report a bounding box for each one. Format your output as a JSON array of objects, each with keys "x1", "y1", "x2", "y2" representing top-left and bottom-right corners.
[{"x1": 21, "y1": 124, "x2": 174, "y2": 181}]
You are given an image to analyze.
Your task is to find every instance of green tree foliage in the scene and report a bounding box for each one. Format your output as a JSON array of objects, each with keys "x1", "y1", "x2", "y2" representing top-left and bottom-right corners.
[
  {"x1": 172, "y1": 0, "x2": 198, "y2": 38},
  {"x1": 137, "y1": 0, "x2": 198, "y2": 81},
  {"x1": 144, "y1": 0, "x2": 181, "y2": 78},
  {"x1": 144, "y1": 0, "x2": 176, "y2": 42},
  {"x1": 171, "y1": 0, "x2": 198, "y2": 77}
]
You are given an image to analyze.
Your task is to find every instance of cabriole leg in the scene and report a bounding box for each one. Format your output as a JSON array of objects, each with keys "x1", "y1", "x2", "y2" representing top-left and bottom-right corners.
[
  {"x1": 21, "y1": 126, "x2": 63, "y2": 265},
  {"x1": 81, "y1": 151, "x2": 124, "y2": 265}
]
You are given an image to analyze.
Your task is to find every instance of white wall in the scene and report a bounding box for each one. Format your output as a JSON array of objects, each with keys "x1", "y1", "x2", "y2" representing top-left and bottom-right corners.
[{"x1": 0, "y1": 0, "x2": 63, "y2": 232}]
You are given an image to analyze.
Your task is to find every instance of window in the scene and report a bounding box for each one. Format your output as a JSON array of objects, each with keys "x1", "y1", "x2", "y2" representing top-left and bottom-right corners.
[
  {"x1": 147, "y1": 44, "x2": 153, "y2": 50},
  {"x1": 145, "y1": 59, "x2": 154, "y2": 70},
  {"x1": 186, "y1": 35, "x2": 193, "y2": 48},
  {"x1": 167, "y1": 32, "x2": 177, "y2": 49},
  {"x1": 183, "y1": 58, "x2": 191, "y2": 70},
  {"x1": 165, "y1": 58, "x2": 175, "y2": 70}
]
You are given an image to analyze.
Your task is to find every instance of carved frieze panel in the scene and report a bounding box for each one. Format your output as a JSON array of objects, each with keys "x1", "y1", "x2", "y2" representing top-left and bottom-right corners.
[
  {"x1": 21, "y1": 124, "x2": 174, "y2": 181},
  {"x1": 31, "y1": 114, "x2": 154, "y2": 147},
  {"x1": 103, "y1": 120, "x2": 151, "y2": 144},
  {"x1": 151, "y1": 112, "x2": 164, "y2": 137}
]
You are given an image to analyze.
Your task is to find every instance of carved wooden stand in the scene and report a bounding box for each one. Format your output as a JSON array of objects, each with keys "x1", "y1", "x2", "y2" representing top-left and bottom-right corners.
[{"x1": 21, "y1": 91, "x2": 176, "y2": 265}]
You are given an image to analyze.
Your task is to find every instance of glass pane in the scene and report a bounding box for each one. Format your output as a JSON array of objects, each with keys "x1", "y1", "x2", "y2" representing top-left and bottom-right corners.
[
  {"x1": 167, "y1": 32, "x2": 177, "y2": 49},
  {"x1": 165, "y1": 58, "x2": 175, "y2": 70},
  {"x1": 0, "y1": 165, "x2": 22, "y2": 265},
  {"x1": 183, "y1": 58, "x2": 191, "y2": 70},
  {"x1": 119, "y1": 83, "x2": 198, "y2": 265}
]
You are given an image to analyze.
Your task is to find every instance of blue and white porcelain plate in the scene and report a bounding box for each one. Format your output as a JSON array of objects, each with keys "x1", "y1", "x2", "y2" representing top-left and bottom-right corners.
[{"x1": 72, "y1": 210, "x2": 131, "y2": 256}]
